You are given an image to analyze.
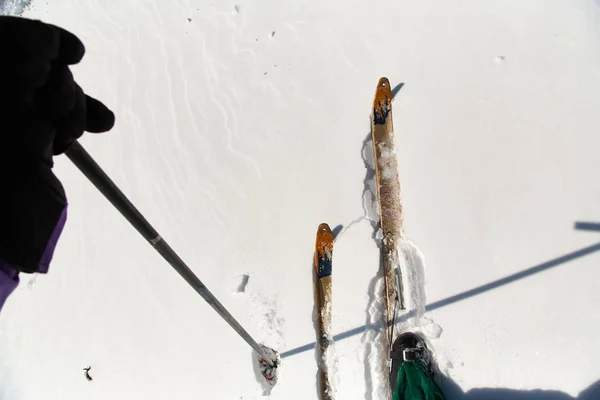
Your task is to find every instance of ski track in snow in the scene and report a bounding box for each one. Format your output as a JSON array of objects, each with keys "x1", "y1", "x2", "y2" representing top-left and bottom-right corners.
[
  {"x1": 361, "y1": 133, "x2": 382, "y2": 235},
  {"x1": 332, "y1": 132, "x2": 380, "y2": 245},
  {"x1": 327, "y1": 341, "x2": 340, "y2": 397},
  {"x1": 362, "y1": 272, "x2": 390, "y2": 400},
  {"x1": 359, "y1": 236, "x2": 443, "y2": 400},
  {"x1": 359, "y1": 131, "x2": 392, "y2": 400},
  {"x1": 397, "y1": 241, "x2": 427, "y2": 323}
]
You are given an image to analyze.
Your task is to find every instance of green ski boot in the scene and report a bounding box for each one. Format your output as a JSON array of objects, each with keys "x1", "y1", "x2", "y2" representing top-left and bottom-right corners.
[{"x1": 390, "y1": 332, "x2": 445, "y2": 400}]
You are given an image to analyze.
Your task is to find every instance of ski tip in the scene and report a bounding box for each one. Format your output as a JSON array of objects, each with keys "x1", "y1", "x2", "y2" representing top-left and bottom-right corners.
[
  {"x1": 315, "y1": 223, "x2": 334, "y2": 277},
  {"x1": 373, "y1": 77, "x2": 392, "y2": 125},
  {"x1": 317, "y1": 223, "x2": 332, "y2": 236},
  {"x1": 316, "y1": 223, "x2": 334, "y2": 246},
  {"x1": 377, "y1": 77, "x2": 391, "y2": 92}
]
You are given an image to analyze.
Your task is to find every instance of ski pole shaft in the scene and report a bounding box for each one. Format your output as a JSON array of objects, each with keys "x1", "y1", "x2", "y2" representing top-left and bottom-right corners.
[{"x1": 65, "y1": 141, "x2": 275, "y2": 367}]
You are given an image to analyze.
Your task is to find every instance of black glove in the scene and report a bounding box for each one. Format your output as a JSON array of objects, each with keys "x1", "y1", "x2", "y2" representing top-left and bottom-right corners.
[
  {"x1": 0, "y1": 16, "x2": 115, "y2": 273},
  {"x1": 0, "y1": 16, "x2": 115, "y2": 165}
]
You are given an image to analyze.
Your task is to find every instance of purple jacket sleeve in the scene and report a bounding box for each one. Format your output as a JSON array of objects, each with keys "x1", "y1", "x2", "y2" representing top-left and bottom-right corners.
[
  {"x1": 0, "y1": 261, "x2": 19, "y2": 311},
  {"x1": 0, "y1": 155, "x2": 68, "y2": 311},
  {"x1": 0, "y1": 208, "x2": 66, "y2": 311}
]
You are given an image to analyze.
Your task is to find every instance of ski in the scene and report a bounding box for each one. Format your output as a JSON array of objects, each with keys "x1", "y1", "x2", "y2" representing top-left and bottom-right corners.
[
  {"x1": 370, "y1": 77, "x2": 405, "y2": 353},
  {"x1": 314, "y1": 223, "x2": 334, "y2": 400}
]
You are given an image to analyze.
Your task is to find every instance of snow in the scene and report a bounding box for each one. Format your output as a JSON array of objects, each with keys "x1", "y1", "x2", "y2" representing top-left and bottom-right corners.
[
  {"x1": 362, "y1": 273, "x2": 390, "y2": 400},
  {"x1": 378, "y1": 141, "x2": 397, "y2": 183},
  {"x1": 2, "y1": 0, "x2": 600, "y2": 399},
  {"x1": 320, "y1": 289, "x2": 332, "y2": 341},
  {"x1": 0, "y1": 0, "x2": 31, "y2": 15}
]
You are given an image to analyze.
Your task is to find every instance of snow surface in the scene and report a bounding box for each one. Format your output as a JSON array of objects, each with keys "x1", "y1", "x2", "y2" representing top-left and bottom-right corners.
[
  {"x1": 0, "y1": 0, "x2": 32, "y2": 16},
  {"x1": 2, "y1": 0, "x2": 600, "y2": 399}
]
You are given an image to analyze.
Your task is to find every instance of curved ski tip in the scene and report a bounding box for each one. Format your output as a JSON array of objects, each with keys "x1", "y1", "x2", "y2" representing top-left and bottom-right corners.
[
  {"x1": 317, "y1": 223, "x2": 332, "y2": 234},
  {"x1": 373, "y1": 77, "x2": 393, "y2": 124},
  {"x1": 316, "y1": 223, "x2": 334, "y2": 245},
  {"x1": 377, "y1": 77, "x2": 390, "y2": 88},
  {"x1": 376, "y1": 77, "x2": 392, "y2": 97}
]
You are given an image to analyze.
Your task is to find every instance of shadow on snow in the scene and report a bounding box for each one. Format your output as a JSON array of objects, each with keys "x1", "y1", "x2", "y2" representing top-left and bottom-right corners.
[{"x1": 281, "y1": 237, "x2": 600, "y2": 358}]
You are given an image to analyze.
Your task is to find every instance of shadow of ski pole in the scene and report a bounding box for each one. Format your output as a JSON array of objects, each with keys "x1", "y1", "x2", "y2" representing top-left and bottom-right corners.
[
  {"x1": 575, "y1": 221, "x2": 600, "y2": 232},
  {"x1": 280, "y1": 240, "x2": 600, "y2": 358}
]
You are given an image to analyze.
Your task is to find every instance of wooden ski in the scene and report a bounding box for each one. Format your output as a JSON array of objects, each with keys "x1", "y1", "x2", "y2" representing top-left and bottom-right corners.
[
  {"x1": 371, "y1": 77, "x2": 405, "y2": 350},
  {"x1": 314, "y1": 223, "x2": 334, "y2": 400}
]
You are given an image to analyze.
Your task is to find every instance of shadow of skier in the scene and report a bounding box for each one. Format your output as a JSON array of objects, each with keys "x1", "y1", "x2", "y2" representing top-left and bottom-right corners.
[{"x1": 439, "y1": 374, "x2": 600, "y2": 400}]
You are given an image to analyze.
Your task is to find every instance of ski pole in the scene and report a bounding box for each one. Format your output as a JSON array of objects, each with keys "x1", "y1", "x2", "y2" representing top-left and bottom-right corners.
[{"x1": 65, "y1": 141, "x2": 276, "y2": 367}]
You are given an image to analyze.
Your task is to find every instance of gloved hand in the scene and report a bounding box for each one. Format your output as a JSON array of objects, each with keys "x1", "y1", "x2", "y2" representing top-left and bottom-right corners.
[
  {"x1": 0, "y1": 16, "x2": 115, "y2": 166},
  {"x1": 0, "y1": 16, "x2": 116, "y2": 274}
]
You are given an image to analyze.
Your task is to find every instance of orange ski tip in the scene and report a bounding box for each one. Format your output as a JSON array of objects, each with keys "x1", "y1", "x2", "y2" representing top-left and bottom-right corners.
[
  {"x1": 316, "y1": 224, "x2": 334, "y2": 244},
  {"x1": 373, "y1": 77, "x2": 393, "y2": 124},
  {"x1": 374, "y1": 77, "x2": 392, "y2": 103},
  {"x1": 377, "y1": 77, "x2": 391, "y2": 90},
  {"x1": 317, "y1": 223, "x2": 332, "y2": 235},
  {"x1": 315, "y1": 223, "x2": 334, "y2": 254}
]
